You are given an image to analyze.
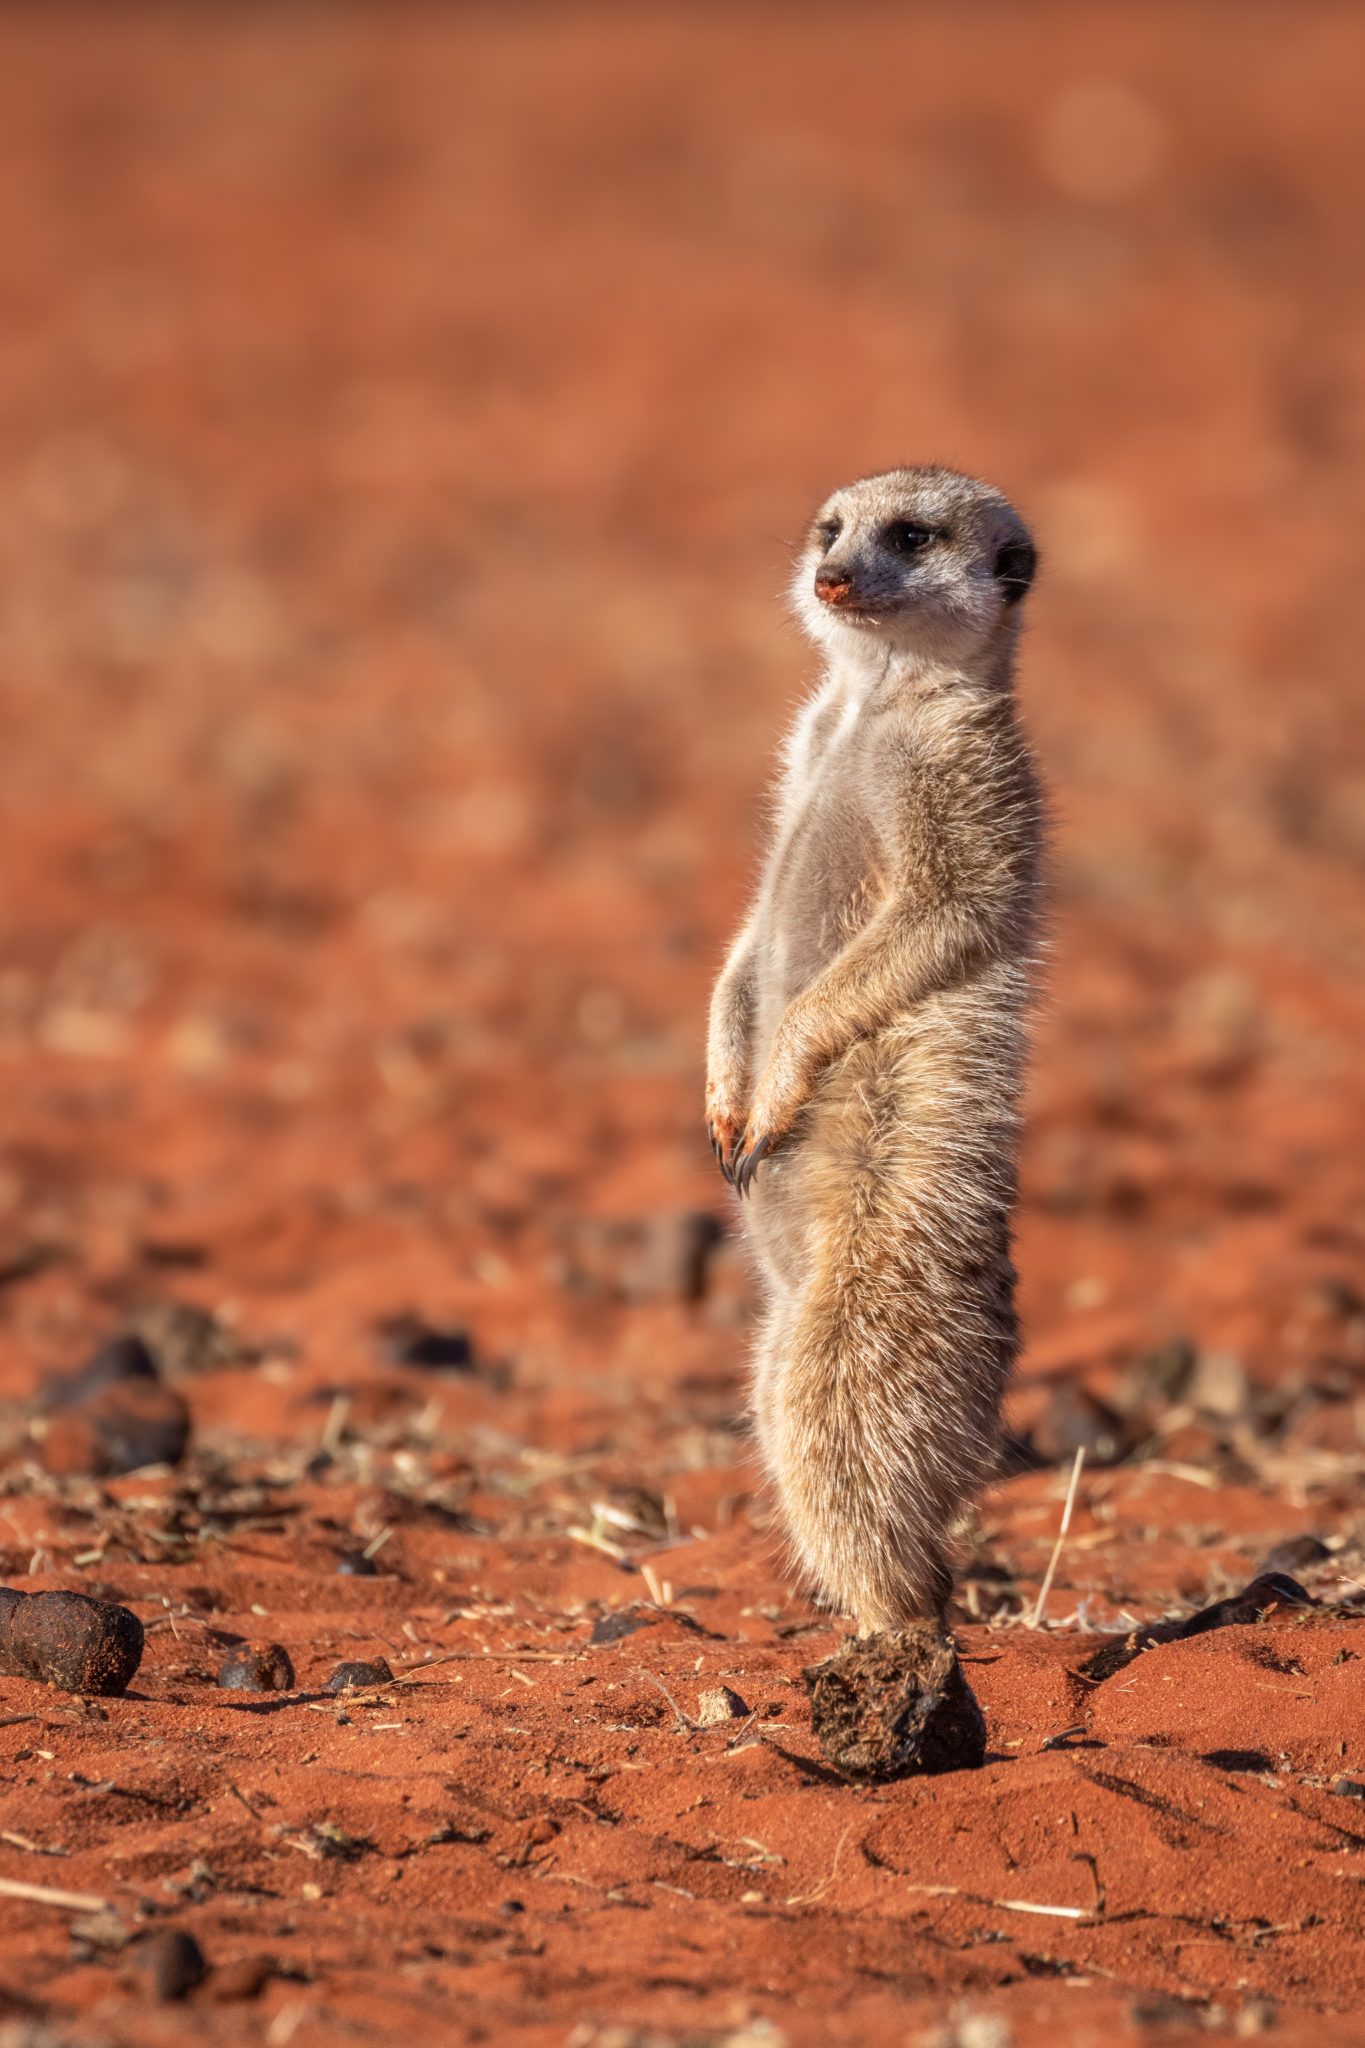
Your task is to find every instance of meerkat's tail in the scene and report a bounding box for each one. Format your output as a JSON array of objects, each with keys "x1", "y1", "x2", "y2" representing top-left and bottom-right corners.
[{"x1": 758, "y1": 1005, "x2": 1021, "y2": 1633}]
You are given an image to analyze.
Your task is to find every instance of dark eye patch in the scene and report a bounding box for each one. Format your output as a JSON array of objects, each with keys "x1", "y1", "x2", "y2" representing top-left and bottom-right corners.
[
  {"x1": 814, "y1": 518, "x2": 842, "y2": 549},
  {"x1": 881, "y1": 520, "x2": 942, "y2": 556},
  {"x1": 994, "y1": 538, "x2": 1037, "y2": 604}
]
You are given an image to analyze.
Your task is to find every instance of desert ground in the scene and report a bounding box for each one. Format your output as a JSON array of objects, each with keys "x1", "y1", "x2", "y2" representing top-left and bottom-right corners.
[{"x1": 2, "y1": 6, "x2": 1365, "y2": 2044}]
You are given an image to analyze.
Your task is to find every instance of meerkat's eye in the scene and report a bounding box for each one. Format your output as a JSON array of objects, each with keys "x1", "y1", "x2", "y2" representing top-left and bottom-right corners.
[
  {"x1": 881, "y1": 520, "x2": 940, "y2": 557},
  {"x1": 814, "y1": 518, "x2": 842, "y2": 551}
]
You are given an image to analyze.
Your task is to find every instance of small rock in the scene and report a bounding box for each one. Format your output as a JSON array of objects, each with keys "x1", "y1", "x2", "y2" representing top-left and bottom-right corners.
[
  {"x1": 133, "y1": 1300, "x2": 242, "y2": 1377},
  {"x1": 1307, "y1": 1278, "x2": 1363, "y2": 1320},
  {"x1": 625, "y1": 1212, "x2": 726, "y2": 1304},
  {"x1": 377, "y1": 1313, "x2": 475, "y2": 1372},
  {"x1": 1131, "y1": 1993, "x2": 1203, "y2": 2029},
  {"x1": 805, "y1": 1627, "x2": 987, "y2": 1781},
  {"x1": 39, "y1": 1380, "x2": 191, "y2": 1477},
  {"x1": 1117, "y1": 1336, "x2": 1197, "y2": 1416},
  {"x1": 41, "y1": 1334, "x2": 160, "y2": 1409},
  {"x1": 336, "y1": 1551, "x2": 378, "y2": 1576},
  {"x1": 69, "y1": 1908, "x2": 132, "y2": 1955},
  {"x1": 1077, "y1": 1570, "x2": 1313, "y2": 1684},
  {"x1": 696, "y1": 1685, "x2": 750, "y2": 1726},
  {"x1": 1332, "y1": 1774, "x2": 1365, "y2": 1800},
  {"x1": 554, "y1": 1212, "x2": 726, "y2": 1306},
  {"x1": 1185, "y1": 1348, "x2": 1250, "y2": 1420},
  {"x1": 217, "y1": 1643, "x2": 295, "y2": 1692},
  {"x1": 1029, "y1": 1383, "x2": 1135, "y2": 1466},
  {"x1": 130, "y1": 1928, "x2": 206, "y2": 2003},
  {"x1": 204, "y1": 1954, "x2": 275, "y2": 2002},
  {"x1": 1263, "y1": 1533, "x2": 1331, "y2": 1575},
  {"x1": 325, "y1": 1657, "x2": 394, "y2": 1692},
  {"x1": 589, "y1": 1607, "x2": 657, "y2": 1646},
  {"x1": 1179, "y1": 1571, "x2": 1312, "y2": 1638},
  {"x1": 0, "y1": 1587, "x2": 143, "y2": 1694}
]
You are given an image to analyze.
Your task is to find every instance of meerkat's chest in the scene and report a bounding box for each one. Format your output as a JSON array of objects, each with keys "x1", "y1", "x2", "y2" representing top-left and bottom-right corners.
[{"x1": 759, "y1": 690, "x2": 893, "y2": 997}]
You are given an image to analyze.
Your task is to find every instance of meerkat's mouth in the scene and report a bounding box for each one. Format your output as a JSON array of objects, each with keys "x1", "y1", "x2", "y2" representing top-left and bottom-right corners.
[{"x1": 823, "y1": 603, "x2": 899, "y2": 630}]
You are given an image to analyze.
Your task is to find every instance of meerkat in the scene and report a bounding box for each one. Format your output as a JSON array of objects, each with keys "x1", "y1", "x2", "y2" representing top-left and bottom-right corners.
[{"x1": 705, "y1": 465, "x2": 1043, "y2": 1636}]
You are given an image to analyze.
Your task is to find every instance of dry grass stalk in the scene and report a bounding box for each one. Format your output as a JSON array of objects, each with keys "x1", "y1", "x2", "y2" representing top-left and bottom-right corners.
[{"x1": 1029, "y1": 1446, "x2": 1086, "y2": 1629}]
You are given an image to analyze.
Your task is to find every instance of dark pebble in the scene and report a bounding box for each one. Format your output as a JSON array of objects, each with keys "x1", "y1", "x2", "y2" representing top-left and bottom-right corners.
[
  {"x1": 378, "y1": 1313, "x2": 474, "y2": 1372},
  {"x1": 134, "y1": 1299, "x2": 240, "y2": 1377},
  {"x1": 1077, "y1": 1571, "x2": 1315, "y2": 1684},
  {"x1": 589, "y1": 1606, "x2": 657, "y2": 1645},
  {"x1": 217, "y1": 1644, "x2": 295, "y2": 1693},
  {"x1": 41, "y1": 1334, "x2": 160, "y2": 1410},
  {"x1": 1118, "y1": 1336, "x2": 1198, "y2": 1415},
  {"x1": 1332, "y1": 1774, "x2": 1365, "y2": 1800},
  {"x1": 805, "y1": 1626, "x2": 987, "y2": 1781},
  {"x1": 337, "y1": 1552, "x2": 378, "y2": 1577},
  {"x1": 39, "y1": 1380, "x2": 191, "y2": 1477},
  {"x1": 131, "y1": 1928, "x2": 207, "y2": 2003},
  {"x1": 205, "y1": 1954, "x2": 275, "y2": 2002},
  {"x1": 1030, "y1": 1383, "x2": 1136, "y2": 1467},
  {"x1": 325, "y1": 1657, "x2": 395, "y2": 1692},
  {"x1": 1179, "y1": 1571, "x2": 1312, "y2": 1639},
  {"x1": 0, "y1": 1587, "x2": 143, "y2": 1695},
  {"x1": 555, "y1": 1211, "x2": 725, "y2": 1306},
  {"x1": 1263, "y1": 1534, "x2": 1331, "y2": 1574}
]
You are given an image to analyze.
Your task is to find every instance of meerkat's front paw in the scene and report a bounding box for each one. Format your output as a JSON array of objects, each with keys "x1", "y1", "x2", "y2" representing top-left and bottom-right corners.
[
  {"x1": 732, "y1": 1099, "x2": 799, "y2": 1195},
  {"x1": 732, "y1": 1065, "x2": 816, "y2": 1195},
  {"x1": 704, "y1": 1081, "x2": 746, "y2": 1187},
  {"x1": 731, "y1": 1127, "x2": 776, "y2": 1197}
]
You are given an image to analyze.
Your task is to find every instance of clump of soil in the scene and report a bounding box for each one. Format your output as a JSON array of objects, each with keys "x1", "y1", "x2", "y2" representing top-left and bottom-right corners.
[
  {"x1": 326, "y1": 1658, "x2": 395, "y2": 1692},
  {"x1": 0, "y1": 1588, "x2": 144, "y2": 1694},
  {"x1": 805, "y1": 1626, "x2": 987, "y2": 1779},
  {"x1": 217, "y1": 1643, "x2": 296, "y2": 1692},
  {"x1": 129, "y1": 1928, "x2": 208, "y2": 2003}
]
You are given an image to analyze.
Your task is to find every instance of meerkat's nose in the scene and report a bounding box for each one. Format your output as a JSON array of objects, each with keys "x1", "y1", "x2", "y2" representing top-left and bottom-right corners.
[{"x1": 814, "y1": 570, "x2": 856, "y2": 607}]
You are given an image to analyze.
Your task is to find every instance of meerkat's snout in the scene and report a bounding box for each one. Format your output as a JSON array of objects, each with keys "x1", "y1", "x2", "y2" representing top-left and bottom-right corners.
[{"x1": 813, "y1": 567, "x2": 857, "y2": 608}]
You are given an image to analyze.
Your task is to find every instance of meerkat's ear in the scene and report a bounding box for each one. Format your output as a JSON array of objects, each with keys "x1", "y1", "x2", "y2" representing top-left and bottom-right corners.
[{"x1": 994, "y1": 538, "x2": 1037, "y2": 605}]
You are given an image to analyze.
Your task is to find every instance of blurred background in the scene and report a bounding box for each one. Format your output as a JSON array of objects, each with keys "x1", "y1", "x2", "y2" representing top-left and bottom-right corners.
[{"x1": 1, "y1": 0, "x2": 1363, "y2": 1403}]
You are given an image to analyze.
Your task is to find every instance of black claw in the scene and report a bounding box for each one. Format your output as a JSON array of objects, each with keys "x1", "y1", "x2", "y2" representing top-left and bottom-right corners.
[{"x1": 736, "y1": 1132, "x2": 771, "y2": 1196}]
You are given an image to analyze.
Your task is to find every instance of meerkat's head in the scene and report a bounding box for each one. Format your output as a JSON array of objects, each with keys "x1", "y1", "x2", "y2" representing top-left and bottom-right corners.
[{"x1": 792, "y1": 465, "x2": 1036, "y2": 670}]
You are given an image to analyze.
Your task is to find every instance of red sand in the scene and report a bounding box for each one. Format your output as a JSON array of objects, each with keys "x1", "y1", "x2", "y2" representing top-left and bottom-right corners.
[{"x1": 2, "y1": 8, "x2": 1365, "y2": 2044}]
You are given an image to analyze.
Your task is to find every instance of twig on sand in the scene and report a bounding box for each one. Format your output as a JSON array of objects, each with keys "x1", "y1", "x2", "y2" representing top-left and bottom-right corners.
[
  {"x1": 911, "y1": 1881, "x2": 1090, "y2": 1921},
  {"x1": 0, "y1": 1876, "x2": 109, "y2": 1913},
  {"x1": 0, "y1": 1831, "x2": 65, "y2": 1858},
  {"x1": 641, "y1": 1670, "x2": 695, "y2": 1732},
  {"x1": 786, "y1": 1819, "x2": 854, "y2": 1906},
  {"x1": 1029, "y1": 1446, "x2": 1086, "y2": 1629}
]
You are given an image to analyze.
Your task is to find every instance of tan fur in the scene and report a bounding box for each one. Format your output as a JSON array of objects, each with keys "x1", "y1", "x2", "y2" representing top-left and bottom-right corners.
[{"x1": 705, "y1": 466, "x2": 1044, "y2": 1633}]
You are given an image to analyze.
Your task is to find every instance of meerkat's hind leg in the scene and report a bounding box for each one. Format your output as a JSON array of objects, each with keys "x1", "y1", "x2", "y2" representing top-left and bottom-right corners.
[
  {"x1": 764, "y1": 1025, "x2": 1013, "y2": 1641},
  {"x1": 748, "y1": 1291, "x2": 796, "y2": 1490}
]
